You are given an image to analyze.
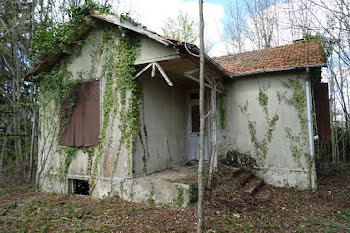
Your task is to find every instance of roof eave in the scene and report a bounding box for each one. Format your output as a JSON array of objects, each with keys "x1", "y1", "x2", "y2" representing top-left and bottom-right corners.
[
  {"x1": 25, "y1": 12, "x2": 231, "y2": 81},
  {"x1": 230, "y1": 63, "x2": 327, "y2": 78},
  {"x1": 90, "y1": 12, "x2": 176, "y2": 47},
  {"x1": 181, "y1": 44, "x2": 232, "y2": 79}
]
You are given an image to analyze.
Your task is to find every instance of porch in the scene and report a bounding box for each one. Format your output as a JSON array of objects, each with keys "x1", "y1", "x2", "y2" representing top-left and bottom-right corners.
[
  {"x1": 121, "y1": 163, "x2": 200, "y2": 207},
  {"x1": 132, "y1": 56, "x2": 226, "y2": 177}
]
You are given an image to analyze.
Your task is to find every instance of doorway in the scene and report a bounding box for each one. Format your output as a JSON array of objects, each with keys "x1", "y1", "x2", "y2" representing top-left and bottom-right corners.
[{"x1": 187, "y1": 92, "x2": 209, "y2": 161}]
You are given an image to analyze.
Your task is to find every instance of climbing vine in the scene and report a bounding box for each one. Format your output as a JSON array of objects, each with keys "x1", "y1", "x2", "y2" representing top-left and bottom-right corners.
[
  {"x1": 34, "y1": 1, "x2": 143, "y2": 193},
  {"x1": 239, "y1": 83, "x2": 280, "y2": 165},
  {"x1": 282, "y1": 79, "x2": 307, "y2": 131},
  {"x1": 217, "y1": 95, "x2": 226, "y2": 130},
  {"x1": 56, "y1": 147, "x2": 79, "y2": 180},
  {"x1": 88, "y1": 26, "x2": 141, "y2": 191},
  {"x1": 282, "y1": 77, "x2": 315, "y2": 189},
  {"x1": 31, "y1": 0, "x2": 111, "y2": 62}
]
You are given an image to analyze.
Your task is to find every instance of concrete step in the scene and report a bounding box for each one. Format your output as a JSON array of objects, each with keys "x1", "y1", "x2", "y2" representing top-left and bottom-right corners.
[
  {"x1": 237, "y1": 171, "x2": 254, "y2": 186},
  {"x1": 242, "y1": 177, "x2": 264, "y2": 196},
  {"x1": 231, "y1": 167, "x2": 244, "y2": 177}
]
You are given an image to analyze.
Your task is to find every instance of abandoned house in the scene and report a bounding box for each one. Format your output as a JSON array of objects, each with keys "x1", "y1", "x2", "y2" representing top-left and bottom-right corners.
[{"x1": 26, "y1": 12, "x2": 328, "y2": 207}]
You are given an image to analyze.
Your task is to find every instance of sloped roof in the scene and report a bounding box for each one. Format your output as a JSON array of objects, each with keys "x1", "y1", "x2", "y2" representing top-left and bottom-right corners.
[
  {"x1": 214, "y1": 40, "x2": 327, "y2": 77},
  {"x1": 25, "y1": 12, "x2": 231, "y2": 80}
]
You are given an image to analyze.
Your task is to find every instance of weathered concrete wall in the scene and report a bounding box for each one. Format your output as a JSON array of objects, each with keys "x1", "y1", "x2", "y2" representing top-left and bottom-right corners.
[
  {"x1": 135, "y1": 36, "x2": 179, "y2": 64},
  {"x1": 37, "y1": 25, "x2": 183, "y2": 198},
  {"x1": 133, "y1": 75, "x2": 187, "y2": 176},
  {"x1": 218, "y1": 70, "x2": 317, "y2": 190},
  {"x1": 37, "y1": 27, "x2": 132, "y2": 197}
]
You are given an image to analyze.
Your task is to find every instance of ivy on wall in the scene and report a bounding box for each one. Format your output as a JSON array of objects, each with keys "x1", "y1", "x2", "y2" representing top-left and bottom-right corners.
[
  {"x1": 281, "y1": 77, "x2": 315, "y2": 189},
  {"x1": 31, "y1": 0, "x2": 111, "y2": 63},
  {"x1": 34, "y1": 1, "x2": 143, "y2": 193},
  {"x1": 239, "y1": 83, "x2": 281, "y2": 166},
  {"x1": 90, "y1": 26, "x2": 141, "y2": 191}
]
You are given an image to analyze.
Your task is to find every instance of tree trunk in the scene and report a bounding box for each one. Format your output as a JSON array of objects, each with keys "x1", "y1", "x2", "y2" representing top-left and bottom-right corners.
[
  {"x1": 208, "y1": 88, "x2": 217, "y2": 190},
  {"x1": 0, "y1": 137, "x2": 7, "y2": 178},
  {"x1": 28, "y1": 110, "x2": 37, "y2": 182},
  {"x1": 197, "y1": 0, "x2": 205, "y2": 232}
]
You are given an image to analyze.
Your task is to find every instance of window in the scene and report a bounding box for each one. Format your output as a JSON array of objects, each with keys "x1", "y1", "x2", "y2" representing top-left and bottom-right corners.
[
  {"x1": 60, "y1": 80, "x2": 100, "y2": 146},
  {"x1": 68, "y1": 179, "x2": 89, "y2": 195}
]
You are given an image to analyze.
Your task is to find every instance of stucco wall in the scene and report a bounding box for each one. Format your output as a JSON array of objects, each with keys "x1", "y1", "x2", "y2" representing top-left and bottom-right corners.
[
  {"x1": 37, "y1": 26, "x2": 131, "y2": 196},
  {"x1": 37, "y1": 24, "x2": 183, "y2": 197},
  {"x1": 133, "y1": 75, "x2": 187, "y2": 176},
  {"x1": 218, "y1": 70, "x2": 317, "y2": 189}
]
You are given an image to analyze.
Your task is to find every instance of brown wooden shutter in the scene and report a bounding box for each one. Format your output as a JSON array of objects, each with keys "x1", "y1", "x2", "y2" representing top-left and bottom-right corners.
[
  {"x1": 60, "y1": 90, "x2": 77, "y2": 146},
  {"x1": 313, "y1": 83, "x2": 331, "y2": 141},
  {"x1": 60, "y1": 80, "x2": 100, "y2": 147},
  {"x1": 74, "y1": 84, "x2": 84, "y2": 146},
  {"x1": 82, "y1": 80, "x2": 100, "y2": 146}
]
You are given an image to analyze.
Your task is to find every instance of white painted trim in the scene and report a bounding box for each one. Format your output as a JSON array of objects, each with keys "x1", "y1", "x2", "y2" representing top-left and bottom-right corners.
[
  {"x1": 231, "y1": 64, "x2": 326, "y2": 78},
  {"x1": 91, "y1": 12, "x2": 174, "y2": 47},
  {"x1": 154, "y1": 62, "x2": 173, "y2": 86},
  {"x1": 132, "y1": 63, "x2": 152, "y2": 80},
  {"x1": 135, "y1": 54, "x2": 181, "y2": 65}
]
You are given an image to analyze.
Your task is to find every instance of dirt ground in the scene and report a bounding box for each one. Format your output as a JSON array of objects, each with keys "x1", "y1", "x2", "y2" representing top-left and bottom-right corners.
[{"x1": 0, "y1": 165, "x2": 349, "y2": 232}]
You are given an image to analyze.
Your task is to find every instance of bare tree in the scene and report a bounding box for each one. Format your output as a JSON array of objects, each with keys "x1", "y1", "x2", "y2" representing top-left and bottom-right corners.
[
  {"x1": 297, "y1": 0, "x2": 350, "y2": 162},
  {"x1": 162, "y1": 11, "x2": 198, "y2": 43},
  {"x1": 224, "y1": 0, "x2": 247, "y2": 53},
  {"x1": 245, "y1": 0, "x2": 280, "y2": 49},
  {"x1": 0, "y1": 0, "x2": 42, "y2": 179},
  {"x1": 197, "y1": 0, "x2": 205, "y2": 232},
  {"x1": 224, "y1": 0, "x2": 280, "y2": 52}
]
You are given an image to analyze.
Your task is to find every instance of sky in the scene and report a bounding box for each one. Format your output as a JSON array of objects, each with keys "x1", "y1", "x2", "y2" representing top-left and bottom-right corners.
[{"x1": 117, "y1": 0, "x2": 228, "y2": 56}]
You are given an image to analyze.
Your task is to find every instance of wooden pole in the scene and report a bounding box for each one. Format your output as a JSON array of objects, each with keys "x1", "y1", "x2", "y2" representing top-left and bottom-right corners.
[
  {"x1": 197, "y1": 0, "x2": 205, "y2": 232},
  {"x1": 208, "y1": 86, "x2": 217, "y2": 190}
]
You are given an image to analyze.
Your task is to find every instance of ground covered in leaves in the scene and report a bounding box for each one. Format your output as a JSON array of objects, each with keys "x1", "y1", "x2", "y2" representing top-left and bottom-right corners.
[{"x1": 1, "y1": 165, "x2": 349, "y2": 232}]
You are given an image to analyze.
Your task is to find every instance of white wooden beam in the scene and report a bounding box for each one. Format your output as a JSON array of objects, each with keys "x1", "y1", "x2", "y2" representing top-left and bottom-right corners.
[
  {"x1": 186, "y1": 68, "x2": 199, "y2": 75},
  {"x1": 151, "y1": 63, "x2": 156, "y2": 77},
  {"x1": 184, "y1": 72, "x2": 223, "y2": 94},
  {"x1": 132, "y1": 62, "x2": 173, "y2": 86},
  {"x1": 205, "y1": 110, "x2": 211, "y2": 119},
  {"x1": 205, "y1": 76, "x2": 213, "y2": 86},
  {"x1": 132, "y1": 63, "x2": 152, "y2": 80},
  {"x1": 154, "y1": 62, "x2": 173, "y2": 86}
]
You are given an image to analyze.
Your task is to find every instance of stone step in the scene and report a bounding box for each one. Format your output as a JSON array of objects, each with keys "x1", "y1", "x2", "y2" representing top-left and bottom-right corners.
[
  {"x1": 237, "y1": 171, "x2": 254, "y2": 186},
  {"x1": 231, "y1": 167, "x2": 244, "y2": 177},
  {"x1": 242, "y1": 177, "x2": 264, "y2": 196}
]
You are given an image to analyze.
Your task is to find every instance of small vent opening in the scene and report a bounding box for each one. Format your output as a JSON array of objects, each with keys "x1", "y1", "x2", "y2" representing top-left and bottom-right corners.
[{"x1": 68, "y1": 179, "x2": 89, "y2": 195}]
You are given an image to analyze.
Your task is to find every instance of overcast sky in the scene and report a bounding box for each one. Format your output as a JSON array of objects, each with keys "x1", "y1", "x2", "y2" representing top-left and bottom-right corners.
[{"x1": 117, "y1": 0, "x2": 228, "y2": 57}]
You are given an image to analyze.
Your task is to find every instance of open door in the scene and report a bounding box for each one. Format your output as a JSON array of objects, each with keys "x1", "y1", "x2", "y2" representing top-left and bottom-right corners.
[{"x1": 187, "y1": 92, "x2": 209, "y2": 161}]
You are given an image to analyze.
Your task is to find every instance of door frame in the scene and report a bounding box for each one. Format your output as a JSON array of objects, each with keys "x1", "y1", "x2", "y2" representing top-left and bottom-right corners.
[{"x1": 186, "y1": 90, "x2": 209, "y2": 161}]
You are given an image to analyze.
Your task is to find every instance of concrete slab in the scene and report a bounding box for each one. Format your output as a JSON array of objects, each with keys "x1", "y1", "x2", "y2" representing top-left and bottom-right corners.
[
  {"x1": 130, "y1": 164, "x2": 198, "y2": 207},
  {"x1": 136, "y1": 164, "x2": 197, "y2": 183}
]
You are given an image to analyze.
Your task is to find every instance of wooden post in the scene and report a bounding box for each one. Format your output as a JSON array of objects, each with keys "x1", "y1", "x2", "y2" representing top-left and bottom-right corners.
[{"x1": 208, "y1": 85, "x2": 217, "y2": 189}]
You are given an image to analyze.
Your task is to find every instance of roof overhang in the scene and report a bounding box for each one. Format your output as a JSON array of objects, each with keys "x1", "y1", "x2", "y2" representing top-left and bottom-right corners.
[
  {"x1": 230, "y1": 64, "x2": 327, "y2": 78},
  {"x1": 25, "y1": 11, "x2": 230, "y2": 82}
]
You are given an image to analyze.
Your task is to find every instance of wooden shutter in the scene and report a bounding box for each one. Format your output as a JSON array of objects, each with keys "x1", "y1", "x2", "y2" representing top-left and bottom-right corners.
[
  {"x1": 74, "y1": 84, "x2": 84, "y2": 146},
  {"x1": 82, "y1": 80, "x2": 100, "y2": 146},
  {"x1": 313, "y1": 83, "x2": 331, "y2": 141},
  {"x1": 60, "y1": 90, "x2": 78, "y2": 146},
  {"x1": 60, "y1": 80, "x2": 100, "y2": 146}
]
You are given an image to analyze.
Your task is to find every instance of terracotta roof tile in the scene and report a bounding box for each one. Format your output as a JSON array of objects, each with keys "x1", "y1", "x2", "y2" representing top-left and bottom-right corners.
[{"x1": 214, "y1": 41, "x2": 327, "y2": 77}]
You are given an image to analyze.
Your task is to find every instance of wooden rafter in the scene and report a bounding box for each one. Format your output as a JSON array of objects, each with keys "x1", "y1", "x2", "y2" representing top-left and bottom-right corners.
[
  {"x1": 184, "y1": 69, "x2": 224, "y2": 94},
  {"x1": 132, "y1": 62, "x2": 173, "y2": 86}
]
